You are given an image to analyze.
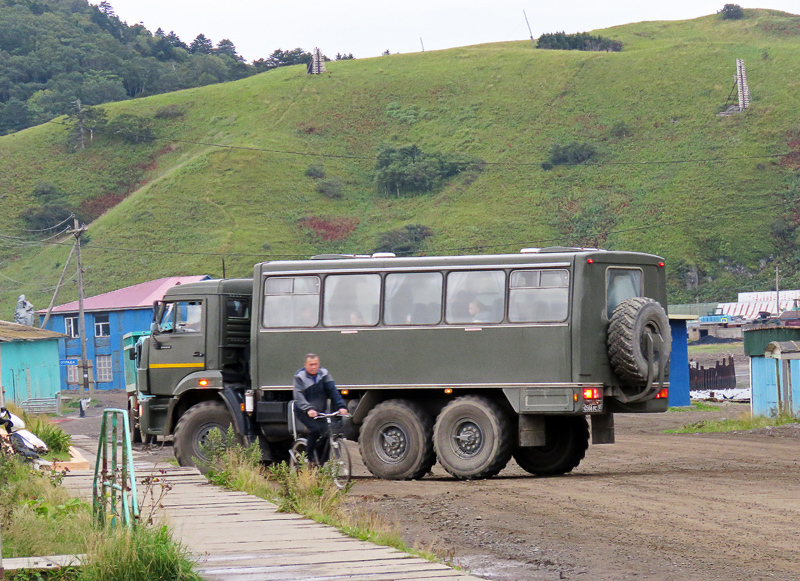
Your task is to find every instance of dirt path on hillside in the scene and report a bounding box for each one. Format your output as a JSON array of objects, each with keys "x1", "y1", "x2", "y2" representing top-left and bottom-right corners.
[{"x1": 60, "y1": 395, "x2": 800, "y2": 580}]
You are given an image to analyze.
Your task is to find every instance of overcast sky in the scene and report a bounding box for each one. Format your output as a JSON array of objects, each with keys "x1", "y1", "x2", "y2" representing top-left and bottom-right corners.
[{"x1": 101, "y1": 2, "x2": 799, "y2": 61}]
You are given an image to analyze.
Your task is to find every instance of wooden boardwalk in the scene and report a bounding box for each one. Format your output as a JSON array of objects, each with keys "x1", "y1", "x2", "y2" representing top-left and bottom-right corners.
[{"x1": 62, "y1": 453, "x2": 483, "y2": 581}]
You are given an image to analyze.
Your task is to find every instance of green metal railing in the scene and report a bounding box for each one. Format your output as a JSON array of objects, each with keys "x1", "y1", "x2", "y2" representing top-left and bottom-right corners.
[{"x1": 93, "y1": 408, "x2": 139, "y2": 527}]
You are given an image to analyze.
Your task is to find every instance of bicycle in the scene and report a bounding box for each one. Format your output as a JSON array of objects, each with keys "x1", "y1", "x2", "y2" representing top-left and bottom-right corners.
[{"x1": 288, "y1": 406, "x2": 352, "y2": 489}]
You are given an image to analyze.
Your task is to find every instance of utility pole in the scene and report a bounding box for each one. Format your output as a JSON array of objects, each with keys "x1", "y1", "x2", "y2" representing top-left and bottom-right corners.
[
  {"x1": 420, "y1": 37, "x2": 425, "y2": 52},
  {"x1": 523, "y1": 10, "x2": 535, "y2": 47},
  {"x1": 776, "y1": 266, "x2": 781, "y2": 316},
  {"x1": 70, "y1": 219, "x2": 91, "y2": 397},
  {"x1": 41, "y1": 241, "x2": 77, "y2": 329}
]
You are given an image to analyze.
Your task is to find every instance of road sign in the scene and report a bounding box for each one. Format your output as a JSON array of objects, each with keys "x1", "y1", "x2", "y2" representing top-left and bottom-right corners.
[{"x1": 60, "y1": 359, "x2": 78, "y2": 366}]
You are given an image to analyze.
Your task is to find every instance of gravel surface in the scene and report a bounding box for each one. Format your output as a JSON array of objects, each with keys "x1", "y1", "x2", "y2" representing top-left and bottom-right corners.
[{"x1": 59, "y1": 392, "x2": 800, "y2": 581}]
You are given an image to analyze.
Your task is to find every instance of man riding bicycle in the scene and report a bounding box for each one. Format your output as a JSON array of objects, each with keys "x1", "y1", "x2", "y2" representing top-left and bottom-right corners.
[{"x1": 293, "y1": 353, "x2": 348, "y2": 466}]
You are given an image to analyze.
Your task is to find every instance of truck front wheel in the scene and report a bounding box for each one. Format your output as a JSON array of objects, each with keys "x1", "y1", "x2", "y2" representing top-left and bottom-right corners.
[
  {"x1": 174, "y1": 401, "x2": 235, "y2": 471},
  {"x1": 359, "y1": 400, "x2": 435, "y2": 480},
  {"x1": 513, "y1": 416, "x2": 589, "y2": 476}
]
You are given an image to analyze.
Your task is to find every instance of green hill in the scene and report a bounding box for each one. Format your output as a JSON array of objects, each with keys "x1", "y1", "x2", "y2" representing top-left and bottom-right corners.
[{"x1": 1, "y1": 8, "x2": 799, "y2": 317}]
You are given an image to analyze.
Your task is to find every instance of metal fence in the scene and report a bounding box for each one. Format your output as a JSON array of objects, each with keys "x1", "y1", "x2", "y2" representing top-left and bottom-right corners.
[{"x1": 689, "y1": 356, "x2": 737, "y2": 391}]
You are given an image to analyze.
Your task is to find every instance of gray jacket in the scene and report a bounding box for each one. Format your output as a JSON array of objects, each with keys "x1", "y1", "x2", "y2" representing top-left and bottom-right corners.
[{"x1": 293, "y1": 367, "x2": 346, "y2": 414}]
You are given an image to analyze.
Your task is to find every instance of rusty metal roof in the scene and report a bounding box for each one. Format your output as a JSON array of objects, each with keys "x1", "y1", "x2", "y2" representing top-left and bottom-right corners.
[{"x1": 0, "y1": 320, "x2": 66, "y2": 342}]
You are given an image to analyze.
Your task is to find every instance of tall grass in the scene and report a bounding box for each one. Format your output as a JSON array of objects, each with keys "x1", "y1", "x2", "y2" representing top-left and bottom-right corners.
[
  {"x1": 668, "y1": 411, "x2": 799, "y2": 433},
  {"x1": 202, "y1": 431, "x2": 452, "y2": 564},
  {"x1": 5, "y1": 403, "x2": 73, "y2": 454},
  {"x1": 78, "y1": 525, "x2": 202, "y2": 581}
]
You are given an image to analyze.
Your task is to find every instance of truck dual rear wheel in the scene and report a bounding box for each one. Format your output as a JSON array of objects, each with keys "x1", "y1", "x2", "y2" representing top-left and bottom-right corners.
[
  {"x1": 359, "y1": 400, "x2": 435, "y2": 480},
  {"x1": 174, "y1": 401, "x2": 236, "y2": 472},
  {"x1": 513, "y1": 416, "x2": 589, "y2": 476},
  {"x1": 433, "y1": 396, "x2": 512, "y2": 480}
]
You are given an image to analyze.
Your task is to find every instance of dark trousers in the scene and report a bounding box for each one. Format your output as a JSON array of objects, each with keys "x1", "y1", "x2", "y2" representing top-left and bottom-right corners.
[{"x1": 295, "y1": 412, "x2": 330, "y2": 464}]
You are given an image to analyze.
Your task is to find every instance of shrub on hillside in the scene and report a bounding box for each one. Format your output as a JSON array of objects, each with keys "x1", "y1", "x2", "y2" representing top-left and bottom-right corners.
[
  {"x1": 719, "y1": 4, "x2": 745, "y2": 19},
  {"x1": 610, "y1": 121, "x2": 632, "y2": 138},
  {"x1": 20, "y1": 204, "x2": 78, "y2": 231},
  {"x1": 106, "y1": 113, "x2": 155, "y2": 143},
  {"x1": 305, "y1": 163, "x2": 326, "y2": 179},
  {"x1": 537, "y1": 32, "x2": 622, "y2": 52},
  {"x1": 542, "y1": 141, "x2": 597, "y2": 169},
  {"x1": 374, "y1": 224, "x2": 433, "y2": 256},
  {"x1": 317, "y1": 178, "x2": 344, "y2": 199},
  {"x1": 154, "y1": 105, "x2": 184, "y2": 119},
  {"x1": 374, "y1": 145, "x2": 483, "y2": 197}
]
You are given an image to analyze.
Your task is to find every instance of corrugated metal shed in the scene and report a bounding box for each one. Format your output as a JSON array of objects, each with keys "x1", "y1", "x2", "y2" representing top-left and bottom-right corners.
[{"x1": 0, "y1": 320, "x2": 66, "y2": 342}]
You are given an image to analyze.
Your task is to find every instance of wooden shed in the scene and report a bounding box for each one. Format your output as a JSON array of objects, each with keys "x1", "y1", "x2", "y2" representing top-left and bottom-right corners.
[
  {"x1": 0, "y1": 320, "x2": 66, "y2": 406},
  {"x1": 744, "y1": 327, "x2": 800, "y2": 417}
]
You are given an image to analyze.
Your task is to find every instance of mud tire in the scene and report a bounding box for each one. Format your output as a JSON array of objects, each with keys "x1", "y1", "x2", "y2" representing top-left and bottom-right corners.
[
  {"x1": 513, "y1": 416, "x2": 589, "y2": 476},
  {"x1": 433, "y1": 396, "x2": 512, "y2": 480},
  {"x1": 359, "y1": 400, "x2": 435, "y2": 480},
  {"x1": 608, "y1": 297, "x2": 672, "y2": 386},
  {"x1": 174, "y1": 401, "x2": 235, "y2": 472}
]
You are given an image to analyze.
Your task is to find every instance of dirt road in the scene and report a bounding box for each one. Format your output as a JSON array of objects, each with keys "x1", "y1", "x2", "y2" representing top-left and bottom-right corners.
[{"x1": 60, "y1": 395, "x2": 800, "y2": 580}]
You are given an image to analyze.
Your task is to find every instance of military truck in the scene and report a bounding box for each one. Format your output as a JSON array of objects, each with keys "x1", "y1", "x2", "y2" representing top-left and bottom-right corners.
[{"x1": 133, "y1": 248, "x2": 671, "y2": 480}]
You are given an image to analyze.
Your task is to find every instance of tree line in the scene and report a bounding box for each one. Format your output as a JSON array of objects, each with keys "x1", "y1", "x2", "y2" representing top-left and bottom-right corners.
[
  {"x1": 536, "y1": 32, "x2": 622, "y2": 52},
  {"x1": 0, "y1": 0, "x2": 353, "y2": 134}
]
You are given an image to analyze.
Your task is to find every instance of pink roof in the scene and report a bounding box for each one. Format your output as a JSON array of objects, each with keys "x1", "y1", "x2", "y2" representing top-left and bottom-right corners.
[{"x1": 38, "y1": 276, "x2": 211, "y2": 314}]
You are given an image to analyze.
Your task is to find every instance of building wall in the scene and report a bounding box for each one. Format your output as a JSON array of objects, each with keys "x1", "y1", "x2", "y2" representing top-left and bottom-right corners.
[
  {"x1": 0, "y1": 339, "x2": 61, "y2": 404},
  {"x1": 44, "y1": 309, "x2": 153, "y2": 391},
  {"x1": 751, "y1": 356, "x2": 800, "y2": 416}
]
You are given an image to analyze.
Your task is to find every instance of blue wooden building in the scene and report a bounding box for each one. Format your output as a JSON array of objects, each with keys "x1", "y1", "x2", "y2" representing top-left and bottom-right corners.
[
  {"x1": 745, "y1": 327, "x2": 800, "y2": 416},
  {"x1": 0, "y1": 320, "x2": 66, "y2": 405},
  {"x1": 39, "y1": 276, "x2": 209, "y2": 391}
]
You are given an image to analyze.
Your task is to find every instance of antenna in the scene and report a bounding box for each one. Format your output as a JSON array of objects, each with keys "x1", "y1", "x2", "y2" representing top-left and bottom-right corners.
[{"x1": 523, "y1": 10, "x2": 535, "y2": 47}]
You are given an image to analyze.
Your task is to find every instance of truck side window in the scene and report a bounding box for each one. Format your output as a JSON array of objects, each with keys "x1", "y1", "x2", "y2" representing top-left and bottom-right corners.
[
  {"x1": 323, "y1": 274, "x2": 381, "y2": 327},
  {"x1": 606, "y1": 268, "x2": 642, "y2": 318},
  {"x1": 384, "y1": 272, "x2": 442, "y2": 325},
  {"x1": 445, "y1": 271, "x2": 505, "y2": 324},
  {"x1": 176, "y1": 301, "x2": 203, "y2": 333},
  {"x1": 508, "y1": 269, "x2": 569, "y2": 323},
  {"x1": 158, "y1": 302, "x2": 176, "y2": 332},
  {"x1": 263, "y1": 276, "x2": 320, "y2": 328}
]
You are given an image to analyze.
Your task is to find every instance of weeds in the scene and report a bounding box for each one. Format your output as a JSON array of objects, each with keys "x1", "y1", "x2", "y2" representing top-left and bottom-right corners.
[{"x1": 668, "y1": 411, "x2": 799, "y2": 433}]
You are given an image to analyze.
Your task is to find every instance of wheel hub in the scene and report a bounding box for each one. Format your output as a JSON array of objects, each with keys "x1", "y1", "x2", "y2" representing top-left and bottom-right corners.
[
  {"x1": 452, "y1": 420, "x2": 483, "y2": 458},
  {"x1": 376, "y1": 424, "x2": 408, "y2": 463}
]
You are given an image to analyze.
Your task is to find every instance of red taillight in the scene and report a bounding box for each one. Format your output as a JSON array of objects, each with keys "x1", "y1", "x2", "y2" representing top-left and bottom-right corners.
[
  {"x1": 198, "y1": 379, "x2": 209, "y2": 387},
  {"x1": 655, "y1": 388, "x2": 669, "y2": 399},
  {"x1": 658, "y1": 262, "x2": 665, "y2": 267},
  {"x1": 587, "y1": 258, "x2": 594, "y2": 264},
  {"x1": 582, "y1": 388, "x2": 602, "y2": 400}
]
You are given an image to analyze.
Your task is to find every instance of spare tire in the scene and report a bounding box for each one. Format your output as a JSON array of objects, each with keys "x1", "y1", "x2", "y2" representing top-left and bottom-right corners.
[{"x1": 608, "y1": 297, "x2": 671, "y2": 387}]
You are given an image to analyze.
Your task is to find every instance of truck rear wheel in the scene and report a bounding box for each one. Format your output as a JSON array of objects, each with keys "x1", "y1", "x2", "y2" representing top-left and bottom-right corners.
[
  {"x1": 174, "y1": 401, "x2": 235, "y2": 472},
  {"x1": 513, "y1": 416, "x2": 589, "y2": 476},
  {"x1": 433, "y1": 396, "x2": 512, "y2": 480},
  {"x1": 359, "y1": 400, "x2": 435, "y2": 480}
]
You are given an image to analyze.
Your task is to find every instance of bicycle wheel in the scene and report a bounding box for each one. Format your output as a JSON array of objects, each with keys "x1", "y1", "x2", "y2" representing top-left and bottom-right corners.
[
  {"x1": 329, "y1": 437, "x2": 352, "y2": 489},
  {"x1": 289, "y1": 438, "x2": 308, "y2": 470}
]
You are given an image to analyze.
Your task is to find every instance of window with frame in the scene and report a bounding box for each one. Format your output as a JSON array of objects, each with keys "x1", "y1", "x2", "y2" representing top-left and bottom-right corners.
[
  {"x1": 323, "y1": 274, "x2": 381, "y2": 327},
  {"x1": 66, "y1": 364, "x2": 79, "y2": 384},
  {"x1": 94, "y1": 313, "x2": 110, "y2": 337},
  {"x1": 445, "y1": 271, "x2": 506, "y2": 324},
  {"x1": 263, "y1": 276, "x2": 321, "y2": 328},
  {"x1": 96, "y1": 355, "x2": 113, "y2": 383},
  {"x1": 65, "y1": 316, "x2": 79, "y2": 338},
  {"x1": 606, "y1": 268, "x2": 642, "y2": 318},
  {"x1": 384, "y1": 272, "x2": 443, "y2": 325},
  {"x1": 508, "y1": 269, "x2": 570, "y2": 323}
]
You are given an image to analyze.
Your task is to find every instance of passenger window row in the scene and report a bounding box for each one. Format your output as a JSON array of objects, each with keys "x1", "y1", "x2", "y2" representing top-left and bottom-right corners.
[{"x1": 262, "y1": 269, "x2": 569, "y2": 328}]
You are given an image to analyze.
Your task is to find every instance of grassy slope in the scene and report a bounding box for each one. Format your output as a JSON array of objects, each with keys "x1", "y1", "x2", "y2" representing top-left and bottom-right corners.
[{"x1": 1, "y1": 9, "x2": 799, "y2": 315}]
